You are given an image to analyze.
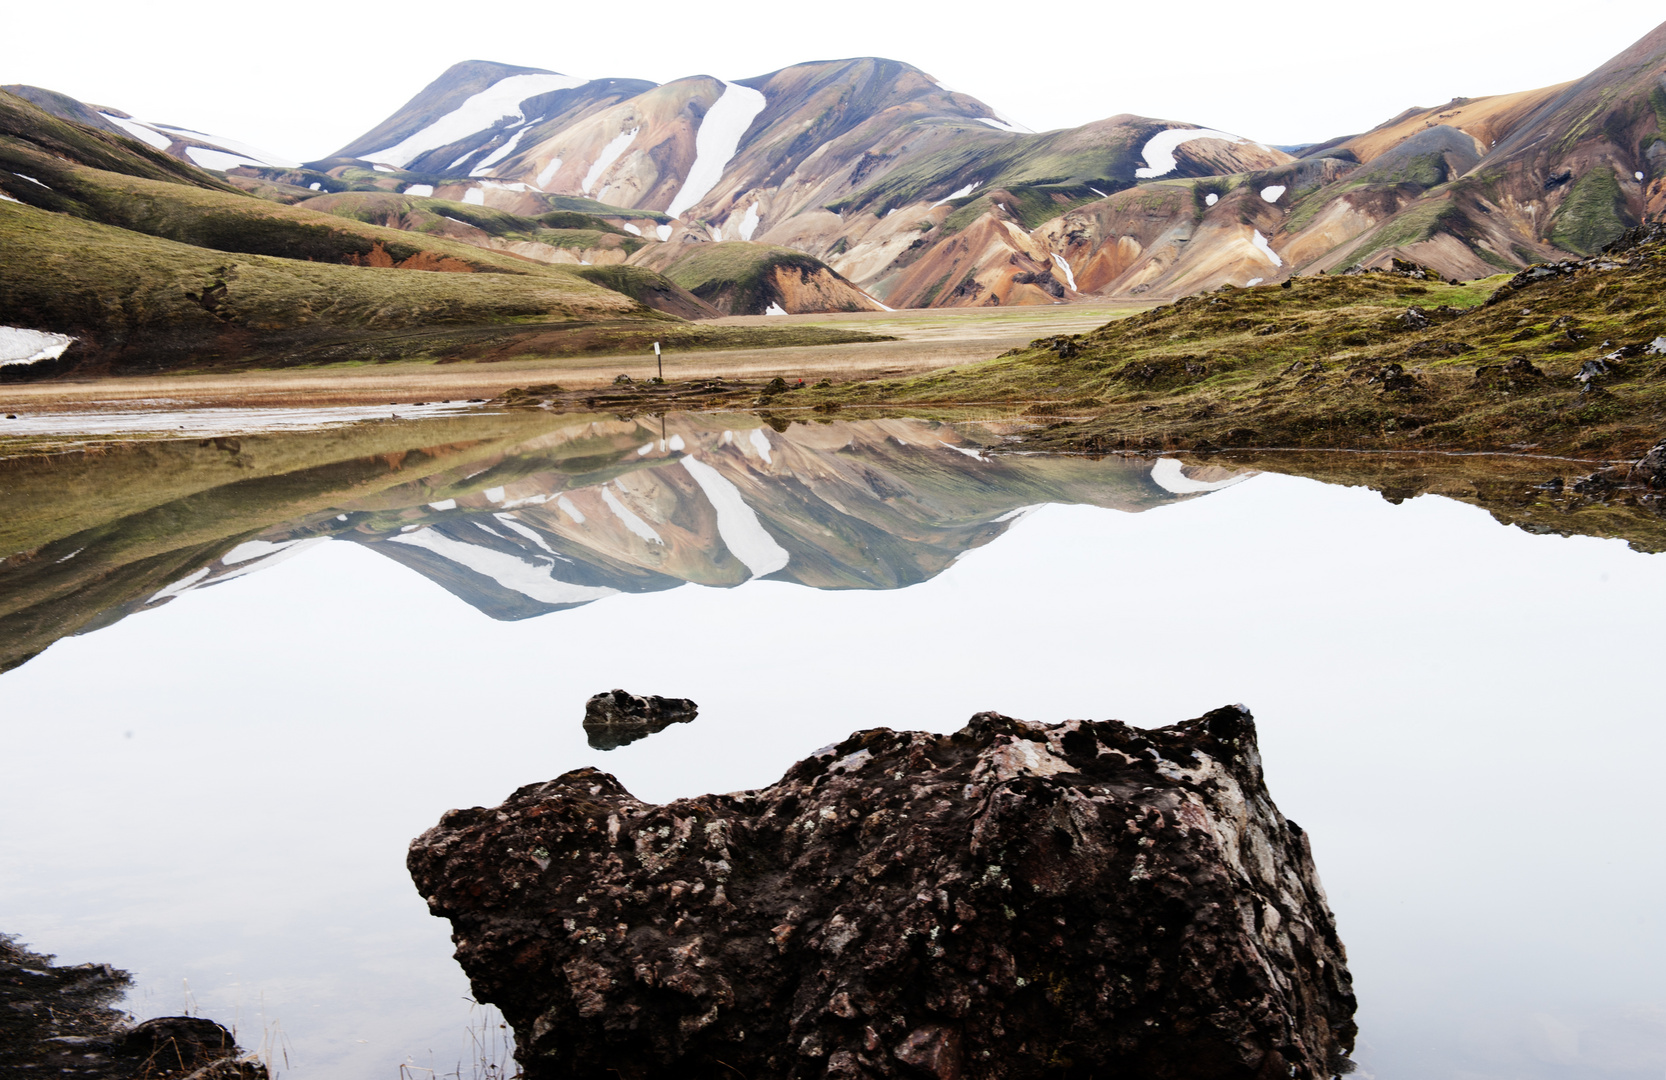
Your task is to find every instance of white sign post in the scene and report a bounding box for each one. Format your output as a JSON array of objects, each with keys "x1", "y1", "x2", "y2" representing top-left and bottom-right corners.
[{"x1": 653, "y1": 341, "x2": 661, "y2": 382}]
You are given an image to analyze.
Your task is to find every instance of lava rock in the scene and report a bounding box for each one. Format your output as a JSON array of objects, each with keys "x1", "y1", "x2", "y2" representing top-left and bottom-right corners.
[
  {"x1": 409, "y1": 707, "x2": 1357, "y2": 1080},
  {"x1": 583, "y1": 690, "x2": 699, "y2": 751}
]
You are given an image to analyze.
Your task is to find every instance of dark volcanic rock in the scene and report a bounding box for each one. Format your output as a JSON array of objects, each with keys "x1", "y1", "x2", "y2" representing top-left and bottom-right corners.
[
  {"x1": 583, "y1": 690, "x2": 699, "y2": 751},
  {"x1": 409, "y1": 707, "x2": 1357, "y2": 1080}
]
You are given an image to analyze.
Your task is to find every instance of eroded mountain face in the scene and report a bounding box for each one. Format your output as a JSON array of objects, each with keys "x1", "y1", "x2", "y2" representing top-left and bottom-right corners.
[{"x1": 0, "y1": 414, "x2": 1243, "y2": 673}]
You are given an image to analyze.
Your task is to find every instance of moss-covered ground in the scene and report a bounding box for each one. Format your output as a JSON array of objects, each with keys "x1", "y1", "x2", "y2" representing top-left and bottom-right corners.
[{"x1": 773, "y1": 240, "x2": 1666, "y2": 461}]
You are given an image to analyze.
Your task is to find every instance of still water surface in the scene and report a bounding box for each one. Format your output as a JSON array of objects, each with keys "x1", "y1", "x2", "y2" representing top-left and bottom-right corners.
[{"x1": 0, "y1": 414, "x2": 1661, "y2": 1079}]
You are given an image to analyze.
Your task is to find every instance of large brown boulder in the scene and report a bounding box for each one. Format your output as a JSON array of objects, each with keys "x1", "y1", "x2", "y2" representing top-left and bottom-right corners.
[{"x1": 408, "y1": 706, "x2": 1357, "y2": 1080}]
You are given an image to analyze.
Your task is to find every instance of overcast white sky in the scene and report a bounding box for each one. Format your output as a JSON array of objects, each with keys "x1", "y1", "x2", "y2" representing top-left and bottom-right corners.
[{"x1": 3, "y1": 1, "x2": 1662, "y2": 164}]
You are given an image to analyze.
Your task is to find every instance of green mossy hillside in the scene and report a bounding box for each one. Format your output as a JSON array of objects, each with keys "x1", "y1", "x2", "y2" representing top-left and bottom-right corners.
[{"x1": 791, "y1": 239, "x2": 1666, "y2": 460}]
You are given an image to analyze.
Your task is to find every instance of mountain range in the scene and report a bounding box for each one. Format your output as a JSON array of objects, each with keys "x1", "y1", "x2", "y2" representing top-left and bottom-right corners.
[{"x1": 9, "y1": 20, "x2": 1664, "y2": 319}]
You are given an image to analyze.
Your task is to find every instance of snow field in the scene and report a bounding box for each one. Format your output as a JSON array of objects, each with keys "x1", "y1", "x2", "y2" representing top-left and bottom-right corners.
[
  {"x1": 471, "y1": 125, "x2": 535, "y2": 176},
  {"x1": 1136, "y1": 127, "x2": 1246, "y2": 178},
  {"x1": 1050, "y1": 253, "x2": 1078, "y2": 292},
  {"x1": 665, "y1": 82, "x2": 768, "y2": 219},
  {"x1": 373, "y1": 72, "x2": 584, "y2": 169},
  {"x1": 1250, "y1": 229, "x2": 1283, "y2": 267},
  {"x1": 931, "y1": 181, "x2": 979, "y2": 209},
  {"x1": 0, "y1": 327, "x2": 75, "y2": 365},
  {"x1": 99, "y1": 113, "x2": 171, "y2": 150},
  {"x1": 583, "y1": 127, "x2": 640, "y2": 195}
]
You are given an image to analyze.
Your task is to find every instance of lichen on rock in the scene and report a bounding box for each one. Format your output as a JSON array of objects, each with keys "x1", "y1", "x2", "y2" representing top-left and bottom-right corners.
[{"x1": 409, "y1": 706, "x2": 1357, "y2": 1079}]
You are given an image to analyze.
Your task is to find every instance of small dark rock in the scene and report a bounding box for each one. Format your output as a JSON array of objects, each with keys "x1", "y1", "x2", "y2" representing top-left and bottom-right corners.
[
  {"x1": 1369, "y1": 363, "x2": 1421, "y2": 392},
  {"x1": 1399, "y1": 306, "x2": 1431, "y2": 330},
  {"x1": 582, "y1": 689, "x2": 698, "y2": 750}
]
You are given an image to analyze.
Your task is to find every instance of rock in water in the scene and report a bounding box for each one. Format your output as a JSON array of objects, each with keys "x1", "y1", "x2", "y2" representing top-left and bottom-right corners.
[
  {"x1": 409, "y1": 707, "x2": 1357, "y2": 1079},
  {"x1": 582, "y1": 689, "x2": 699, "y2": 750}
]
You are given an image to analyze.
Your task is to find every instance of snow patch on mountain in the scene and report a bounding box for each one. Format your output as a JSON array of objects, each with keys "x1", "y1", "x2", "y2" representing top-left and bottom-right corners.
[
  {"x1": 748, "y1": 428, "x2": 773, "y2": 464},
  {"x1": 1136, "y1": 127, "x2": 1246, "y2": 178},
  {"x1": 931, "y1": 181, "x2": 979, "y2": 208},
  {"x1": 404, "y1": 184, "x2": 434, "y2": 197},
  {"x1": 155, "y1": 124, "x2": 299, "y2": 168},
  {"x1": 764, "y1": 302, "x2": 787, "y2": 316},
  {"x1": 1260, "y1": 185, "x2": 1286, "y2": 203},
  {"x1": 1206, "y1": 192, "x2": 1219, "y2": 206},
  {"x1": 738, "y1": 203, "x2": 761, "y2": 240},
  {"x1": 0, "y1": 327, "x2": 75, "y2": 366},
  {"x1": 1250, "y1": 229, "x2": 1283, "y2": 267},
  {"x1": 373, "y1": 72, "x2": 585, "y2": 169},
  {"x1": 665, "y1": 81, "x2": 768, "y2": 219},
  {"x1": 99, "y1": 113, "x2": 171, "y2": 150},
  {"x1": 621, "y1": 222, "x2": 642, "y2": 236},
  {"x1": 1050, "y1": 253, "x2": 1078, "y2": 291},
  {"x1": 583, "y1": 126, "x2": 639, "y2": 194},
  {"x1": 537, "y1": 156, "x2": 563, "y2": 188},
  {"x1": 472, "y1": 125, "x2": 534, "y2": 176},
  {"x1": 186, "y1": 147, "x2": 262, "y2": 171},
  {"x1": 390, "y1": 528, "x2": 617, "y2": 605},
  {"x1": 656, "y1": 224, "x2": 673, "y2": 241},
  {"x1": 679, "y1": 456, "x2": 790, "y2": 578}
]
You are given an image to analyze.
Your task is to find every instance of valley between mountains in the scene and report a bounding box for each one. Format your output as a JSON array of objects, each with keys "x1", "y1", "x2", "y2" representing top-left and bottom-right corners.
[{"x1": 2, "y1": 21, "x2": 1664, "y2": 461}]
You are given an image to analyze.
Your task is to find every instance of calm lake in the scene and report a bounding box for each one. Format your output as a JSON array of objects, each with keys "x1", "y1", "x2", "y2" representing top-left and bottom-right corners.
[{"x1": 1, "y1": 411, "x2": 1662, "y2": 1080}]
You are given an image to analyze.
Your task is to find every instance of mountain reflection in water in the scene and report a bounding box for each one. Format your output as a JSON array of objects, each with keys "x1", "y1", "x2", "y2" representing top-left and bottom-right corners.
[
  {"x1": 0, "y1": 413, "x2": 1242, "y2": 671},
  {"x1": 0, "y1": 410, "x2": 1661, "y2": 1080}
]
